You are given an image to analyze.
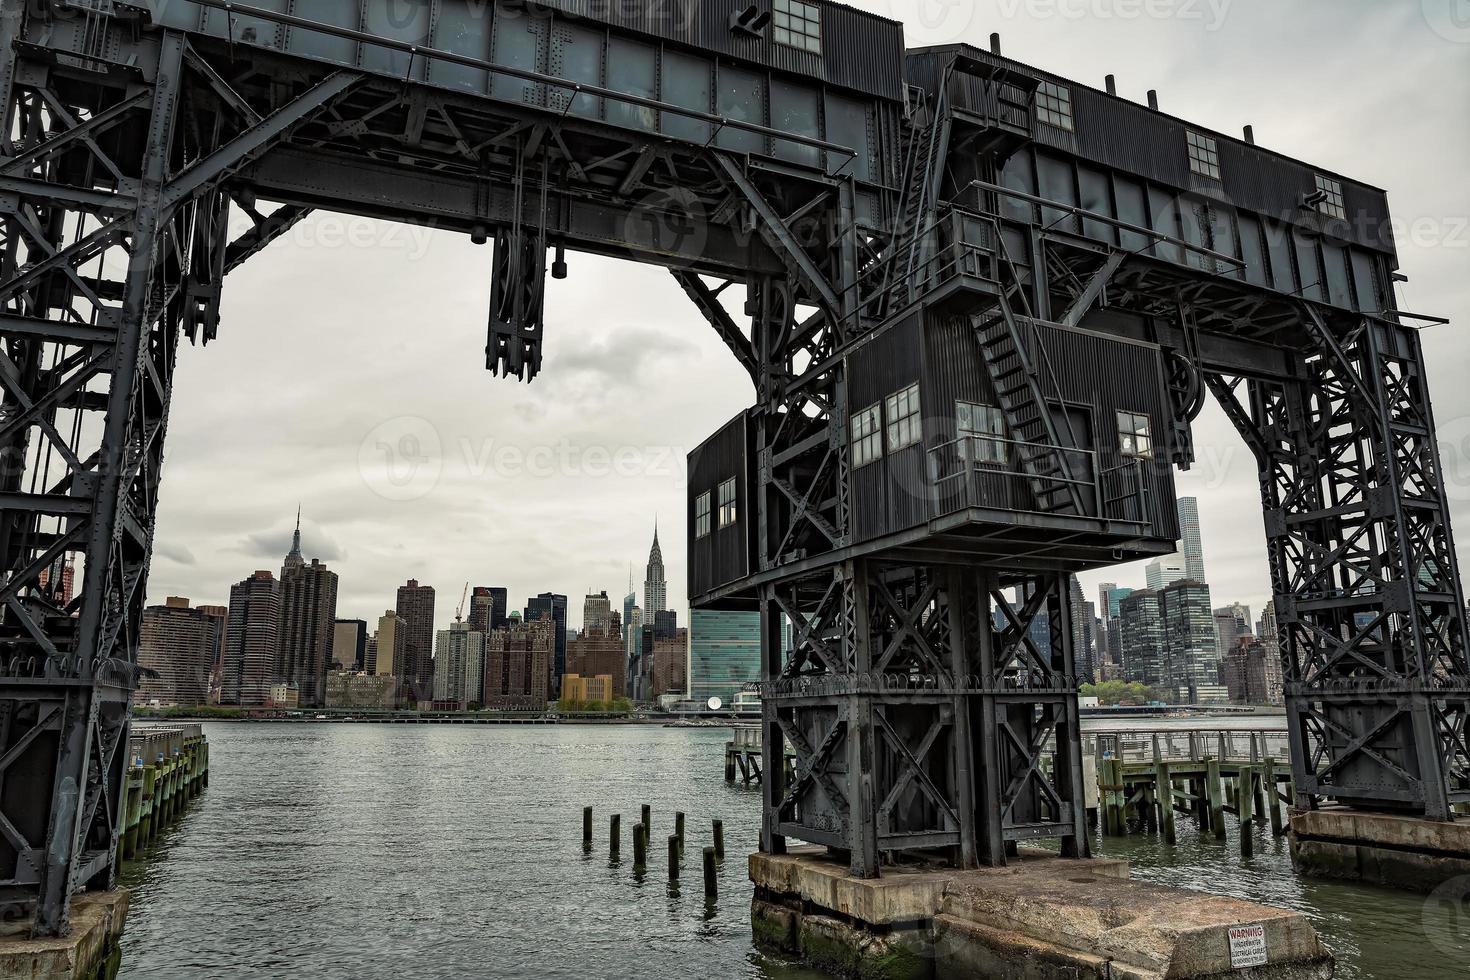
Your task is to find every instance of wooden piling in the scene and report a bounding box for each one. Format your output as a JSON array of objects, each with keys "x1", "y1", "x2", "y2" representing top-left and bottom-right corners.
[
  {"x1": 703, "y1": 846, "x2": 717, "y2": 898},
  {"x1": 641, "y1": 803, "x2": 651, "y2": 833},
  {"x1": 633, "y1": 822, "x2": 647, "y2": 869},
  {"x1": 668, "y1": 836, "x2": 680, "y2": 881},
  {"x1": 583, "y1": 806, "x2": 593, "y2": 849},
  {"x1": 724, "y1": 748, "x2": 736, "y2": 782},
  {"x1": 675, "y1": 811, "x2": 685, "y2": 856},
  {"x1": 1251, "y1": 763, "x2": 1267, "y2": 825},
  {"x1": 610, "y1": 814, "x2": 621, "y2": 859},
  {"x1": 1157, "y1": 761, "x2": 1176, "y2": 845},
  {"x1": 712, "y1": 819, "x2": 725, "y2": 859},
  {"x1": 1239, "y1": 766, "x2": 1255, "y2": 856},
  {"x1": 1264, "y1": 758, "x2": 1285, "y2": 836},
  {"x1": 1206, "y1": 758, "x2": 1225, "y2": 840}
]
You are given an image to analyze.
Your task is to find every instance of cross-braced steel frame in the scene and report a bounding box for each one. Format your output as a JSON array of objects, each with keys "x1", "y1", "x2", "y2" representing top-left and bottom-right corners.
[{"x1": 1, "y1": 0, "x2": 1465, "y2": 938}]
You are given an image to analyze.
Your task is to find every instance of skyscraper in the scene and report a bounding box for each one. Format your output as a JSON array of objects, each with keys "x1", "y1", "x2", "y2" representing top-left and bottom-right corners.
[
  {"x1": 137, "y1": 597, "x2": 220, "y2": 706},
  {"x1": 468, "y1": 586, "x2": 508, "y2": 633},
  {"x1": 1159, "y1": 579, "x2": 1218, "y2": 697},
  {"x1": 1177, "y1": 496, "x2": 1205, "y2": 583},
  {"x1": 690, "y1": 609, "x2": 760, "y2": 706},
  {"x1": 433, "y1": 620, "x2": 485, "y2": 708},
  {"x1": 525, "y1": 592, "x2": 567, "y2": 693},
  {"x1": 282, "y1": 507, "x2": 305, "y2": 576},
  {"x1": 582, "y1": 591, "x2": 613, "y2": 636},
  {"x1": 373, "y1": 609, "x2": 408, "y2": 681},
  {"x1": 396, "y1": 579, "x2": 436, "y2": 704},
  {"x1": 1145, "y1": 554, "x2": 1187, "y2": 590},
  {"x1": 643, "y1": 523, "x2": 667, "y2": 617},
  {"x1": 278, "y1": 557, "x2": 339, "y2": 708},
  {"x1": 1118, "y1": 589, "x2": 1164, "y2": 690},
  {"x1": 331, "y1": 619, "x2": 367, "y2": 672},
  {"x1": 221, "y1": 571, "x2": 282, "y2": 707}
]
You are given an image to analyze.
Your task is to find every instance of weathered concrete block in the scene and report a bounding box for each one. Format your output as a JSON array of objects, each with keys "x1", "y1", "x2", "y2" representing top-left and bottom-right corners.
[
  {"x1": 750, "y1": 850, "x2": 1332, "y2": 979},
  {"x1": 0, "y1": 891, "x2": 129, "y2": 980},
  {"x1": 1290, "y1": 808, "x2": 1470, "y2": 894}
]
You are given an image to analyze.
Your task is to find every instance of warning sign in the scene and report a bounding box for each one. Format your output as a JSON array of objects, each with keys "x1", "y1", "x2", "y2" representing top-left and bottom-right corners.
[{"x1": 1228, "y1": 923, "x2": 1268, "y2": 968}]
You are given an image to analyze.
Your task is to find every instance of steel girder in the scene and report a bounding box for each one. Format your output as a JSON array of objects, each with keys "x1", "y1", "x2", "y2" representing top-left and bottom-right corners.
[
  {"x1": 0, "y1": 20, "x2": 359, "y2": 931},
  {"x1": 1206, "y1": 309, "x2": 1470, "y2": 817}
]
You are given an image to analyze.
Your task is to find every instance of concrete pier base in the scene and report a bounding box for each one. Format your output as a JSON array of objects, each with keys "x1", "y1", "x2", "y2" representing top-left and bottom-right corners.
[
  {"x1": 1290, "y1": 807, "x2": 1470, "y2": 895},
  {"x1": 751, "y1": 849, "x2": 1332, "y2": 980},
  {"x1": 0, "y1": 891, "x2": 129, "y2": 980}
]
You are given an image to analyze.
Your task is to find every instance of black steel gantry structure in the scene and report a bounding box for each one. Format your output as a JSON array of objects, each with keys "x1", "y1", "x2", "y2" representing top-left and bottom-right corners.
[{"x1": 0, "y1": 0, "x2": 1464, "y2": 934}]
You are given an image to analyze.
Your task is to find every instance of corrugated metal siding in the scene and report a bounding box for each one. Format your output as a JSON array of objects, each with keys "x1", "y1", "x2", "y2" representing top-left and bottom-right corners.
[
  {"x1": 998, "y1": 145, "x2": 1392, "y2": 313},
  {"x1": 688, "y1": 412, "x2": 750, "y2": 598},
  {"x1": 846, "y1": 311, "x2": 925, "y2": 541},
  {"x1": 940, "y1": 46, "x2": 1395, "y2": 261}
]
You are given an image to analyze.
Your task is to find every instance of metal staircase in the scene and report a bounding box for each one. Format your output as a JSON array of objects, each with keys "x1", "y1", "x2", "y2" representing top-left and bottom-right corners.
[{"x1": 970, "y1": 286, "x2": 1091, "y2": 517}]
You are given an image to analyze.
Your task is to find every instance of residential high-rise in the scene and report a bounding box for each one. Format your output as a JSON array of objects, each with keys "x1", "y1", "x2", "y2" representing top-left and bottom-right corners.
[
  {"x1": 1145, "y1": 554, "x2": 1187, "y2": 590},
  {"x1": 1160, "y1": 579, "x2": 1217, "y2": 696},
  {"x1": 331, "y1": 619, "x2": 367, "y2": 672},
  {"x1": 137, "y1": 597, "x2": 217, "y2": 706},
  {"x1": 221, "y1": 571, "x2": 282, "y2": 706},
  {"x1": 468, "y1": 586, "x2": 508, "y2": 633},
  {"x1": 643, "y1": 524, "x2": 667, "y2": 617},
  {"x1": 278, "y1": 557, "x2": 339, "y2": 708},
  {"x1": 582, "y1": 591, "x2": 613, "y2": 636},
  {"x1": 395, "y1": 579, "x2": 436, "y2": 704},
  {"x1": 1176, "y1": 496, "x2": 1205, "y2": 583},
  {"x1": 1222, "y1": 637, "x2": 1284, "y2": 706},
  {"x1": 690, "y1": 609, "x2": 761, "y2": 706},
  {"x1": 649, "y1": 628, "x2": 689, "y2": 698},
  {"x1": 433, "y1": 620, "x2": 485, "y2": 708},
  {"x1": 484, "y1": 616, "x2": 553, "y2": 710},
  {"x1": 1118, "y1": 589, "x2": 1164, "y2": 690},
  {"x1": 525, "y1": 592, "x2": 567, "y2": 693},
  {"x1": 565, "y1": 629, "x2": 626, "y2": 699},
  {"x1": 198, "y1": 603, "x2": 228, "y2": 702},
  {"x1": 373, "y1": 609, "x2": 409, "y2": 687}
]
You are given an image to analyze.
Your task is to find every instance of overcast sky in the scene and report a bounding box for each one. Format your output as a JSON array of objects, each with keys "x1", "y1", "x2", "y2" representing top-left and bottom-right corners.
[{"x1": 145, "y1": 0, "x2": 1470, "y2": 636}]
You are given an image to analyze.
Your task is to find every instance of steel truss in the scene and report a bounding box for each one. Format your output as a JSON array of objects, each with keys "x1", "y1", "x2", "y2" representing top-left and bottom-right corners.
[
  {"x1": 1206, "y1": 310, "x2": 1470, "y2": 817},
  {"x1": 759, "y1": 563, "x2": 1087, "y2": 873}
]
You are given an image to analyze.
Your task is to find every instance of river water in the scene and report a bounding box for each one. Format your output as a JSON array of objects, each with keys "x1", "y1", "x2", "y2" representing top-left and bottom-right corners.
[{"x1": 117, "y1": 722, "x2": 1466, "y2": 979}]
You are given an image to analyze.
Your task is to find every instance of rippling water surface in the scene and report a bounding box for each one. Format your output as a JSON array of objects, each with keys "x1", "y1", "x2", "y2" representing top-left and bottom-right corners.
[{"x1": 117, "y1": 723, "x2": 1466, "y2": 979}]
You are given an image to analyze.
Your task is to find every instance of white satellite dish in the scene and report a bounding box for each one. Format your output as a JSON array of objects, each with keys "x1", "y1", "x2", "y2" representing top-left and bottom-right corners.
[{"x1": 707, "y1": 696, "x2": 723, "y2": 711}]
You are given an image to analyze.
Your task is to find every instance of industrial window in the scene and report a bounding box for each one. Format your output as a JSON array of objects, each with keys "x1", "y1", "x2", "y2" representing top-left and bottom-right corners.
[
  {"x1": 957, "y1": 401, "x2": 1007, "y2": 464},
  {"x1": 1314, "y1": 175, "x2": 1346, "y2": 220},
  {"x1": 1117, "y1": 411, "x2": 1154, "y2": 459},
  {"x1": 695, "y1": 491, "x2": 711, "y2": 539},
  {"x1": 850, "y1": 402, "x2": 882, "y2": 468},
  {"x1": 1186, "y1": 131, "x2": 1220, "y2": 180},
  {"x1": 1036, "y1": 82, "x2": 1074, "y2": 132},
  {"x1": 718, "y1": 478, "x2": 737, "y2": 528},
  {"x1": 773, "y1": 0, "x2": 822, "y2": 54},
  {"x1": 885, "y1": 384, "x2": 921, "y2": 452}
]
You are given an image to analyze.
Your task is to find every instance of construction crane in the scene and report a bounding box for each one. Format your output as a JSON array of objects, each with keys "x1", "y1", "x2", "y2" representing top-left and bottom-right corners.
[{"x1": 455, "y1": 582, "x2": 469, "y2": 623}]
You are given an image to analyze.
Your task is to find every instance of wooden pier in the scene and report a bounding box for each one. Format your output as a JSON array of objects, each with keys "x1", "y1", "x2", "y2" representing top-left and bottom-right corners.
[
  {"x1": 1087, "y1": 728, "x2": 1292, "y2": 854},
  {"x1": 723, "y1": 724, "x2": 794, "y2": 785},
  {"x1": 119, "y1": 724, "x2": 210, "y2": 863}
]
